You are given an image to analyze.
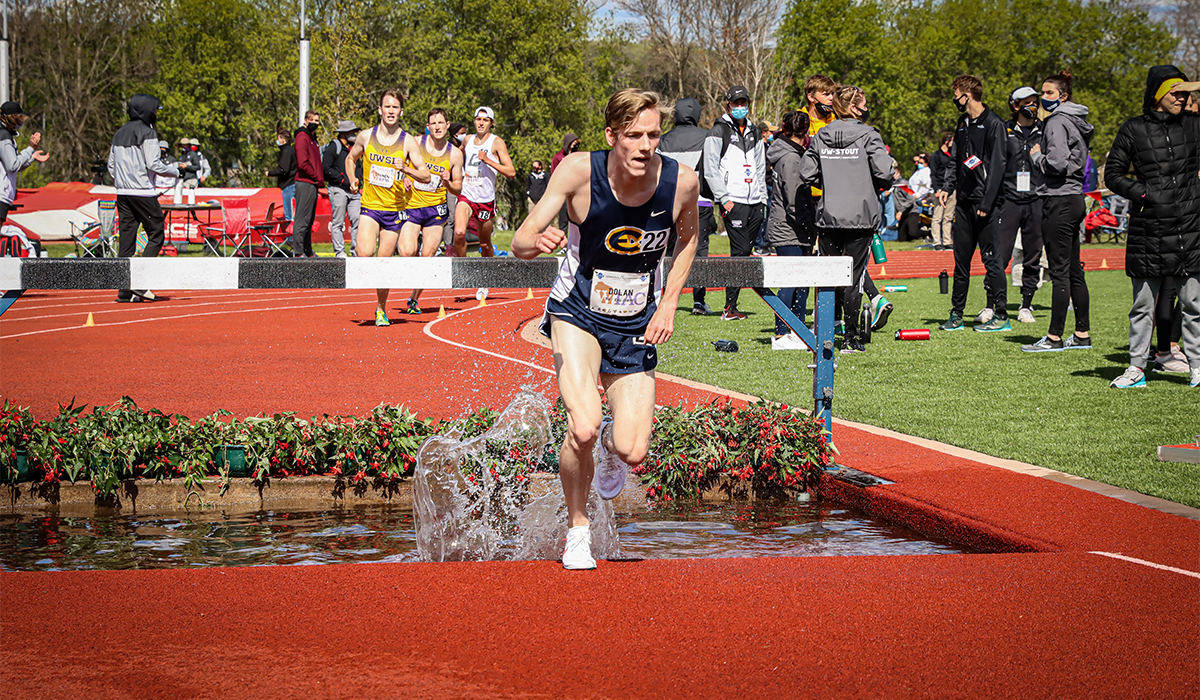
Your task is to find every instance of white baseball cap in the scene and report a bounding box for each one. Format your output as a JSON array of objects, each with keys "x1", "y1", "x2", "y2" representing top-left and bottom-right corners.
[
  {"x1": 475, "y1": 106, "x2": 495, "y2": 121},
  {"x1": 1009, "y1": 86, "x2": 1038, "y2": 104}
]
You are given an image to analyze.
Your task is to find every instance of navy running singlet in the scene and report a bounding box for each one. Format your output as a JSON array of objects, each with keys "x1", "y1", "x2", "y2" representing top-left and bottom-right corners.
[{"x1": 542, "y1": 150, "x2": 678, "y2": 373}]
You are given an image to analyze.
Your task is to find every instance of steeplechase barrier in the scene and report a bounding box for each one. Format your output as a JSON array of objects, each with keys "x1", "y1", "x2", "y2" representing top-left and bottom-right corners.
[{"x1": 0, "y1": 256, "x2": 852, "y2": 432}]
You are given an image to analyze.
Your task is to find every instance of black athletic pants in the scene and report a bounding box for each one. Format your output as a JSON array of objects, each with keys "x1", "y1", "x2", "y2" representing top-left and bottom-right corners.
[
  {"x1": 116, "y1": 195, "x2": 165, "y2": 299},
  {"x1": 720, "y1": 202, "x2": 765, "y2": 310},
  {"x1": 950, "y1": 201, "x2": 1006, "y2": 318},
  {"x1": 818, "y1": 228, "x2": 872, "y2": 341},
  {"x1": 292, "y1": 181, "x2": 318, "y2": 257},
  {"x1": 994, "y1": 198, "x2": 1044, "y2": 310},
  {"x1": 897, "y1": 210, "x2": 922, "y2": 242},
  {"x1": 1155, "y1": 276, "x2": 1183, "y2": 355},
  {"x1": 691, "y1": 205, "x2": 716, "y2": 307},
  {"x1": 1043, "y1": 194, "x2": 1089, "y2": 337}
]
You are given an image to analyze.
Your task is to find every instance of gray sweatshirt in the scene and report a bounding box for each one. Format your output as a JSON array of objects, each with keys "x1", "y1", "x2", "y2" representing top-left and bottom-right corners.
[
  {"x1": 0, "y1": 128, "x2": 34, "y2": 205},
  {"x1": 107, "y1": 94, "x2": 179, "y2": 197},
  {"x1": 800, "y1": 118, "x2": 892, "y2": 230},
  {"x1": 765, "y1": 136, "x2": 815, "y2": 248},
  {"x1": 1031, "y1": 101, "x2": 1094, "y2": 197}
]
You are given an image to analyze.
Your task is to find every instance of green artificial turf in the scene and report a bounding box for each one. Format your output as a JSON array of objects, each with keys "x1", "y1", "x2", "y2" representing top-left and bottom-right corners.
[{"x1": 656, "y1": 269, "x2": 1200, "y2": 509}]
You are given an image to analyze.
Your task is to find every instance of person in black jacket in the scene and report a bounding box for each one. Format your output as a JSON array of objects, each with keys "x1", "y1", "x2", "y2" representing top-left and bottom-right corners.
[
  {"x1": 937, "y1": 75, "x2": 1009, "y2": 332},
  {"x1": 1022, "y1": 70, "x2": 1096, "y2": 353},
  {"x1": 995, "y1": 86, "x2": 1046, "y2": 324},
  {"x1": 323, "y1": 120, "x2": 360, "y2": 257},
  {"x1": 266, "y1": 127, "x2": 297, "y2": 221},
  {"x1": 1104, "y1": 64, "x2": 1200, "y2": 389},
  {"x1": 657, "y1": 97, "x2": 716, "y2": 315},
  {"x1": 525, "y1": 160, "x2": 548, "y2": 209},
  {"x1": 929, "y1": 133, "x2": 955, "y2": 250}
]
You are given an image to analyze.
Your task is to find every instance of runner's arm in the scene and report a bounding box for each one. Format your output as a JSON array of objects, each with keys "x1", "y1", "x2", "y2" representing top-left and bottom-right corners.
[
  {"x1": 446, "y1": 147, "x2": 464, "y2": 196},
  {"x1": 480, "y1": 137, "x2": 517, "y2": 179},
  {"x1": 644, "y1": 164, "x2": 701, "y2": 345},
  {"x1": 346, "y1": 131, "x2": 367, "y2": 193},
  {"x1": 512, "y1": 153, "x2": 589, "y2": 259},
  {"x1": 403, "y1": 134, "x2": 431, "y2": 183}
]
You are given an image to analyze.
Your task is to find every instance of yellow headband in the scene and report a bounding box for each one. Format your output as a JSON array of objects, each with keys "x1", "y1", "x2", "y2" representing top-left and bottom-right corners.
[{"x1": 1156, "y1": 78, "x2": 1184, "y2": 103}]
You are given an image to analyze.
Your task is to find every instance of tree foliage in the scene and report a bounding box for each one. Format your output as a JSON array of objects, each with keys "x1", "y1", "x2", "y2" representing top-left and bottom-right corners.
[{"x1": 775, "y1": 0, "x2": 1176, "y2": 169}]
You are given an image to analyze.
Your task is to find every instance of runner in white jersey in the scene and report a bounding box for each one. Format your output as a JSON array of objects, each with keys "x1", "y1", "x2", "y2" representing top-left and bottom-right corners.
[
  {"x1": 512, "y1": 89, "x2": 700, "y2": 570},
  {"x1": 453, "y1": 106, "x2": 515, "y2": 259}
]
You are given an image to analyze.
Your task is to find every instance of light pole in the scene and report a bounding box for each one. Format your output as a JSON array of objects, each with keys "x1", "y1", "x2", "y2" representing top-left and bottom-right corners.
[
  {"x1": 1, "y1": 0, "x2": 10, "y2": 104},
  {"x1": 298, "y1": 0, "x2": 309, "y2": 126}
]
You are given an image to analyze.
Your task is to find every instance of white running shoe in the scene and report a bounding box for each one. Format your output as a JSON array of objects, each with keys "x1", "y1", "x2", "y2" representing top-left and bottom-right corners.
[
  {"x1": 595, "y1": 417, "x2": 628, "y2": 500},
  {"x1": 562, "y1": 525, "x2": 596, "y2": 570},
  {"x1": 771, "y1": 332, "x2": 810, "y2": 351},
  {"x1": 1153, "y1": 352, "x2": 1190, "y2": 374},
  {"x1": 1017, "y1": 307, "x2": 1036, "y2": 324},
  {"x1": 476, "y1": 287, "x2": 489, "y2": 301},
  {"x1": 1191, "y1": 367, "x2": 1200, "y2": 388},
  {"x1": 974, "y1": 307, "x2": 994, "y2": 324}
]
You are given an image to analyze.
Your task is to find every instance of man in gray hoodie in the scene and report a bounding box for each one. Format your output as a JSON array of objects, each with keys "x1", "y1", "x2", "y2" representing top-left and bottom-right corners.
[
  {"x1": 657, "y1": 97, "x2": 717, "y2": 314},
  {"x1": 107, "y1": 93, "x2": 185, "y2": 302}
]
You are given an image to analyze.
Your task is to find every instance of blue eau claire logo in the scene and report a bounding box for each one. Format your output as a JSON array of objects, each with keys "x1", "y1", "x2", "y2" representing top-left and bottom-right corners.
[{"x1": 604, "y1": 226, "x2": 670, "y2": 255}]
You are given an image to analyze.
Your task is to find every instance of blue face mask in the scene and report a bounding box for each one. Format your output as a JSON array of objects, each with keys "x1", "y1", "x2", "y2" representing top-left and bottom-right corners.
[
  {"x1": 916, "y1": 163, "x2": 926, "y2": 170},
  {"x1": 731, "y1": 106, "x2": 749, "y2": 120},
  {"x1": 1041, "y1": 97, "x2": 1060, "y2": 112}
]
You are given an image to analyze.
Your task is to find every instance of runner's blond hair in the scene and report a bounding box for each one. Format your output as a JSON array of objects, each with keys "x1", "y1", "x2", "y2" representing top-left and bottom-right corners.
[{"x1": 604, "y1": 89, "x2": 669, "y2": 133}]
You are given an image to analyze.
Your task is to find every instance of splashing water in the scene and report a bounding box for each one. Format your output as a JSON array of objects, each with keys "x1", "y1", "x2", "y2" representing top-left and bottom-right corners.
[{"x1": 413, "y1": 389, "x2": 620, "y2": 562}]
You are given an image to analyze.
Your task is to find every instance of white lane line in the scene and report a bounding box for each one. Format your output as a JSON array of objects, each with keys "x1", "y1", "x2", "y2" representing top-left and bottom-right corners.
[
  {"x1": 2, "y1": 292, "x2": 378, "y2": 323},
  {"x1": 1089, "y1": 551, "x2": 1200, "y2": 579},
  {"x1": 422, "y1": 297, "x2": 556, "y2": 377},
  {"x1": 1, "y1": 288, "x2": 327, "y2": 315}
]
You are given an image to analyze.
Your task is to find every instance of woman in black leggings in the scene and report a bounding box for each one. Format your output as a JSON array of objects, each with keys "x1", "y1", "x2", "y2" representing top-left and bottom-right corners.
[{"x1": 1023, "y1": 71, "x2": 1094, "y2": 353}]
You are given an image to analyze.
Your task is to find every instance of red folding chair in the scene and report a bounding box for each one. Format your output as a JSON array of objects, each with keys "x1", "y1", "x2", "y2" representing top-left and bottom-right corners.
[
  {"x1": 200, "y1": 198, "x2": 251, "y2": 257},
  {"x1": 253, "y1": 201, "x2": 294, "y2": 257}
]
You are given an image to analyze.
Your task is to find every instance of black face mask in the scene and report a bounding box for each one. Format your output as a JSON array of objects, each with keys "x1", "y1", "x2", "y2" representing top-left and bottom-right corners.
[
  {"x1": 305, "y1": 122, "x2": 319, "y2": 135},
  {"x1": 1018, "y1": 106, "x2": 1038, "y2": 120},
  {"x1": 858, "y1": 108, "x2": 871, "y2": 122},
  {"x1": 954, "y1": 95, "x2": 968, "y2": 113},
  {"x1": 815, "y1": 103, "x2": 833, "y2": 118}
]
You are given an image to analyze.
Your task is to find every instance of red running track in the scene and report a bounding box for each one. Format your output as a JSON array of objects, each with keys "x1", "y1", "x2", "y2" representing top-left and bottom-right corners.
[{"x1": 1, "y1": 285, "x2": 1197, "y2": 699}]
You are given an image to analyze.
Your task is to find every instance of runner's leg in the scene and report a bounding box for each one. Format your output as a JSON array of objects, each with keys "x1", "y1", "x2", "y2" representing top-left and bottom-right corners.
[
  {"x1": 550, "y1": 318, "x2": 604, "y2": 528},
  {"x1": 397, "y1": 220, "x2": 421, "y2": 257},
  {"x1": 375, "y1": 226, "x2": 400, "y2": 311},
  {"x1": 357, "y1": 212, "x2": 380, "y2": 258},
  {"x1": 599, "y1": 370, "x2": 655, "y2": 468},
  {"x1": 453, "y1": 199, "x2": 473, "y2": 257},
  {"x1": 478, "y1": 215, "x2": 494, "y2": 257},
  {"x1": 410, "y1": 225, "x2": 443, "y2": 304}
]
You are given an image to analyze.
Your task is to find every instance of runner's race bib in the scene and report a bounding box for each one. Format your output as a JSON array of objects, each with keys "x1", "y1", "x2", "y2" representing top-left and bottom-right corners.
[
  {"x1": 590, "y1": 269, "x2": 650, "y2": 317},
  {"x1": 414, "y1": 173, "x2": 441, "y2": 192},
  {"x1": 369, "y1": 164, "x2": 396, "y2": 189},
  {"x1": 464, "y1": 165, "x2": 479, "y2": 178},
  {"x1": 437, "y1": 203, "x2": 448, "y2": 217},
  {"x1": 964, "y1": 155, "x2": 982, "y2": 170},
  {"x1": 1017, "y1": 171, "x2": 1031, "y2": 192}
]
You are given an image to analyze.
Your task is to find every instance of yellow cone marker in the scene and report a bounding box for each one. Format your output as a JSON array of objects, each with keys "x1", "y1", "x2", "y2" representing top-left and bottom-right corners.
[
  {"x1": 84, "y1": 313, "x2": 95, "y2": 327},
  {"x1": 526, "y1": 287, "x2": 534, "y2": 300},
  {"x1": 878, "y1": 265, "x2": 887, "y2": 278},
  {"x1": 1100, "y1": 258, "x2": 1109, "y2": 269},
  {"x1": 478, "y1": 297, "x2": 487, "y2": 307},
  {"x1": 438, "y1": 305, "x2": 446, "y2": 318}
]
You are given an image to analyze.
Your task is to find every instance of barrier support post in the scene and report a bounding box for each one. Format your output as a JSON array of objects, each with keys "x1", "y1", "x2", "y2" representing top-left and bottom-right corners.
[
  {"x1": 753, "y1": 285, "x2": 836, "y2": 436},
  {"x1": 0, "y1": 289, "x2": 21, "y2": 318}
]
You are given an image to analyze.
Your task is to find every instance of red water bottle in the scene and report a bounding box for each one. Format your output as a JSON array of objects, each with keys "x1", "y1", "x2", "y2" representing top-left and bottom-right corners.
[{"x1": 895, "y1": 329, "x2": 931, "y2": 341}]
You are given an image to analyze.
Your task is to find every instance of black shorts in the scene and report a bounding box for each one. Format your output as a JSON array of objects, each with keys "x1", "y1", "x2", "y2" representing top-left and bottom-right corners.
[{"x1": 540, "y1": 306, "x2": 657, "y2": 375}]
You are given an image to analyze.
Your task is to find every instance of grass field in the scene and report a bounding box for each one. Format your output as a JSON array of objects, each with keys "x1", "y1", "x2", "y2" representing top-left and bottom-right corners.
[{"x1": 656, "y1": 269, "x2": 1200, "y2": 509}]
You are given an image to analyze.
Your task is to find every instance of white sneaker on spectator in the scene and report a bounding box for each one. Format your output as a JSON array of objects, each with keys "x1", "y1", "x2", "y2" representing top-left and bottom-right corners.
[
  {"x1": 974, "y1": 308, "x2": 994, "y2": 325},
  {"x1": 1172, "y1": 346, "x2": 1189, "y2": 364},
  {"x1": 562, "y1": 525, "x2": 596, "y2": 570},
  {"x1": 771, "y1": 332, "x2": 810, "y2": 351},
  {"x1": 1154, "y1": 352, "x2": 1189, "y2": 373},
  {"x1": 1017, "y1": 307, "x2": 1036, "y2": 324},
  {"x1": 1191, "y1": 368, "x2": 1200, "y2": 388}
]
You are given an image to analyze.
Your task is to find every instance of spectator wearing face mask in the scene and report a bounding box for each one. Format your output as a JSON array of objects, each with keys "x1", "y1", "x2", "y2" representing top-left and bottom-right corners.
[
  {"x1": 177, "y1": 137, "x2": 201, "y2": 189},
  {"x1": 765, "y1": 109, "x2": 817, "y2": 350},
  {"x1": 896, "y1": 153, "x2": 931, "y2": 242},
  {"x1": 0, "y1": 101, "x2": 49, "y2": 228},
  {"x1": 936, "y1": 74, "x2": 1009, "y2": 334},
  {"x1": 150, "y1": 140, "x2": 178, "y2": 191},
  {"x1": 996, "y1": 86, "x2": 1046, "y2": 325},
  {"x1": 266, "y1": 127, "x2": 297, "y2": 221},
  {"x1": 1022, "y1": 70, "x2": 1095, "y2": 352},
  {"x1": 292, "y1": 110, "x2": 324, "y2": 258},
  {"x1": 191, "y1": 139, "x2": 211, "y2": 184}
]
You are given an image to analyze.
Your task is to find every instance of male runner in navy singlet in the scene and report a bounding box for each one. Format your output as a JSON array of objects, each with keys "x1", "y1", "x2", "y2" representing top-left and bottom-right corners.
[{"x1": 513, "y1": 89, "x2": 700, "y2": 570}]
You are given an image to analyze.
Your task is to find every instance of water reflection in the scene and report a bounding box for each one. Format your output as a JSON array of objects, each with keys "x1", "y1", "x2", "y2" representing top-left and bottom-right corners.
[{"x1": 0, "y1": 500, "x2": 969, "y2": 571}]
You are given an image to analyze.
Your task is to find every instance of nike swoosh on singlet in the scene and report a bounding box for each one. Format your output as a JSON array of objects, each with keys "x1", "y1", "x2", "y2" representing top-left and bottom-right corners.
[{"x1": 651, "y1": 210, "x2": 667, "y2": 217}]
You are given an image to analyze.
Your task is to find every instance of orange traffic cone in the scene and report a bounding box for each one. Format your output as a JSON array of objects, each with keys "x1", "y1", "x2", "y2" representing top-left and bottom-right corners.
[
  {"x1": 878, "y1": 265, "x2": 887, "y2": 278},
  {"x1": 1100, "y1": 258, "x2": 1109, "y2": 269},
  {"x1": 437, "y1": 305, "x2": 446, "y2": 318},
  {"x1": 526, "y1": 287, "x2": 534, "y2": 300},
  {"x1": 84, "y1": 313, "x2": 95, "y2": 327}
]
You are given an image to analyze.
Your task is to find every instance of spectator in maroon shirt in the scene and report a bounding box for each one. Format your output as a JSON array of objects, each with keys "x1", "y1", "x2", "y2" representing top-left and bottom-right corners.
[{"x1": 292, "y1": 110, "x2": 324, "y2": 257}]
